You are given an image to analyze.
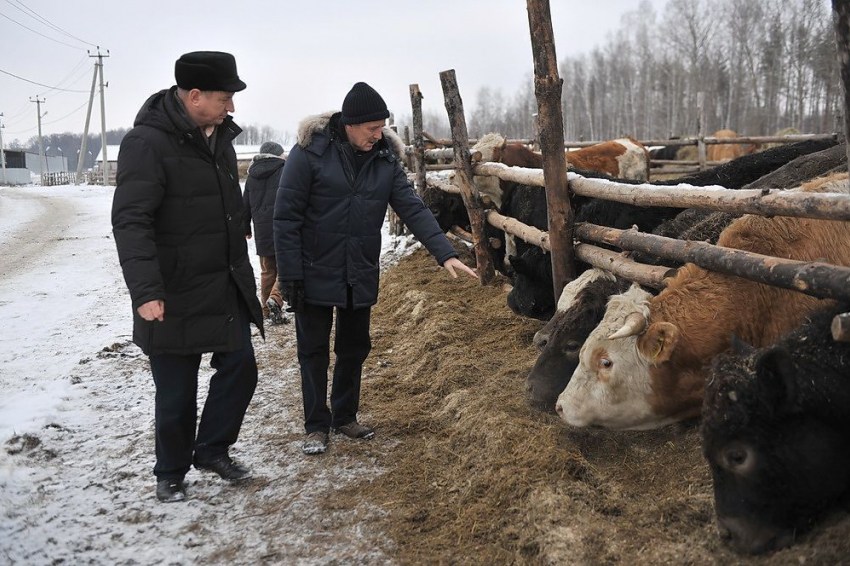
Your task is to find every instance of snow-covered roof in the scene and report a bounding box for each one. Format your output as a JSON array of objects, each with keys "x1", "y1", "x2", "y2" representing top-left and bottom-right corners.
[{"x1": 94, "y1": 145, "x2": 121, "y2": 163}]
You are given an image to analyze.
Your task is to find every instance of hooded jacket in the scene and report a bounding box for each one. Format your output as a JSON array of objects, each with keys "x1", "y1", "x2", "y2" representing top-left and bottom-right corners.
[
  {"x1": 243, "y1": 154, "x2": 285, "y2": 257},
  {"x1": 112, "y1": 86, "x2": 263, "y2": 356},
  {"x1": 274, "y1": 111, "x2": 457, "y2": 309}
]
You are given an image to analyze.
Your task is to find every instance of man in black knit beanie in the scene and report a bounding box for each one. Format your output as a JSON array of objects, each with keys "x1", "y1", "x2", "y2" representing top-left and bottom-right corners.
[{"x1": 274, "y1": 82, "x2": 477, "y2": 455}]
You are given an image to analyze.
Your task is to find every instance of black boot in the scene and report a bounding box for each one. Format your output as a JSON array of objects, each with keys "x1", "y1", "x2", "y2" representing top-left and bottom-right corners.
[
  {"x1": 156, "y1": 478, "x2": 186, "y2": 503},
  {"x1": 193, "y1": 454, "x2": 252, "y2": 481}
]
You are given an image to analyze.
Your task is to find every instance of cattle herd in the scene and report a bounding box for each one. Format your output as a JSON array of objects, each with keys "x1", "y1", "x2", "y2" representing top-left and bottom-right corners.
[{"x1": 420, "y1": 133, "x2": 850, "y2": 555}]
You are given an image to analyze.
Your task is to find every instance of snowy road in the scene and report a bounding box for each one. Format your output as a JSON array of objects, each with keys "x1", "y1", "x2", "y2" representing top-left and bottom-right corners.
[{"x1": 0, "y1": 185, "x2": 397, "y2": 565}]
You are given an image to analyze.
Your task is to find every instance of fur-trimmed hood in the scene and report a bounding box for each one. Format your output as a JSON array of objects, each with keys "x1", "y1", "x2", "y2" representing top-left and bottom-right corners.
[{"x1": 296, "y1": 110, "x2": 406, "y2": 158}]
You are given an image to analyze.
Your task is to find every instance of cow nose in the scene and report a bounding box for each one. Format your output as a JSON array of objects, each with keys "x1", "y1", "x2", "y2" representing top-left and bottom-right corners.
[{"x1": 555, "y1": 402, "x2": 564, "y2": 416}]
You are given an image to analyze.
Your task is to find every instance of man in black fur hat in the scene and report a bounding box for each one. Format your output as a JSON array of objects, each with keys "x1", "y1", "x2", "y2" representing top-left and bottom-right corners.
[
  {"x1": 112, "y1": 51, "x2": 262, "y2": 502},
  {"x1": 274, "y1": 82, "x2": 477, "y2": 456}
]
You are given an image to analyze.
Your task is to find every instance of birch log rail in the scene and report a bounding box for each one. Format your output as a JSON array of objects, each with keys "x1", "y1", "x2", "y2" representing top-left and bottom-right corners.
[
  {"x1": 575, "y1": 223, "x2": 850, "y2": 303},
  {"x1": 484, "y1": 210, "x2": 670, "y2": 289},
  {"x1": 568, "y1": 174, "x2": 850, "y2": 221}
]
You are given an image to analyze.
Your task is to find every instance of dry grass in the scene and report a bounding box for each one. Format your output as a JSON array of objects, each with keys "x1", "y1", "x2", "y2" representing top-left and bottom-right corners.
[{"x1": 327, "y1": 245, "x2": 850, "y2": 565}]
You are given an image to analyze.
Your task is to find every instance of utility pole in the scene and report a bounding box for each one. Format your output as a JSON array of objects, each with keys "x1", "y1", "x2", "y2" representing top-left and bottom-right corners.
[
  {"x1": 75, "y1": 63, "x2": 99, "y2": 184},
  {"x1": 89, "y1": 47, "x2": 110, "y2": 185},
  {"x1": 0, "y1": 112, "x2": 6, "y2": 185},
  {"x1": 30, "y1": 96, "x2": 47, "y2": 183}
]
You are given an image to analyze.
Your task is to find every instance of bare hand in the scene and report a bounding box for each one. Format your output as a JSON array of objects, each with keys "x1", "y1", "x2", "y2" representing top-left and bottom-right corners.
[
  {"x1": 138, "y1": 300, "x2": 165, "y2": 321},
  {"x1": 443, "y1": 257, "x2": 478, "y2": 279}
]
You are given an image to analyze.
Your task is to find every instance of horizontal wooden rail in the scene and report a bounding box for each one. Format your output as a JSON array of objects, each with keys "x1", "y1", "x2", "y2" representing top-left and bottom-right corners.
[
  {"x1": 473, "y1": 162, "x2": 545, "y2": 186},
  {"x1": 574, "y1": 244, "x2": 671, "y2": 290},
  {"x1": 568, "y1": 173, "x2": 850, "y2": 220},
  {"x1": 425, "y1": 175, "x2": 462, "y2": 194},
  {"x1": 575, "y1": 223, "x2": 850, "y2": 303},
  {"x1": 485, "y1": 210, "x2": 671, "y2": 289},
  {"x1": 486, "y1": 209, "x2": 550, "y2": 250}
]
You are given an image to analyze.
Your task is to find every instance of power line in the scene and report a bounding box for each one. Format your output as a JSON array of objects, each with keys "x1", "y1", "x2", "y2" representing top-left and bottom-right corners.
[
  {"x1": 43, "y1": 99, "x2": 89, "y2": 125},
  {"x1": 37, "y1": 55, "x2": 89, "y2": 96},
  {"x1": 7, "y1": 0, "x2": 98, "y2": 49},
  {"x1": 0, "y1": 67, "x2": 90, "y2": 93},
  {"x1": 0, "y1": 10, "x2": 85, "y2": 50}
]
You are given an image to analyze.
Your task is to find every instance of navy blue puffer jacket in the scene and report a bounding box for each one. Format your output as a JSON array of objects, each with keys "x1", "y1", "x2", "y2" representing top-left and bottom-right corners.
[{"x1": 274, "y1": 112, "x2": 457, "y2": 309}]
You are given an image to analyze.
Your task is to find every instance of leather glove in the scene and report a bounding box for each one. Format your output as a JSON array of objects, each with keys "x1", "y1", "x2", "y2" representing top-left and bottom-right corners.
[{"x1": 281, "y1": 280, "x2": 306, "y2": 314}]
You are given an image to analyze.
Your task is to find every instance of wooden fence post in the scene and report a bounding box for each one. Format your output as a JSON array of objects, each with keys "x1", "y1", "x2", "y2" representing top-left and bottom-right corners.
[
  {"x1": 832, "y1": 0, "x2": 850, "y2": 341},
  {"x1": 697, "y1": 91, "x2": 707, "y2": 171},
  {"x1": 526, "y1": 0, "x2": 576, "y2": 296},
  {"x1": 409, "y1": 84, "x2": 427, "y2": 198},
  {"x1": 439, "y1": 69, "x2": 495, "y2": 284}
]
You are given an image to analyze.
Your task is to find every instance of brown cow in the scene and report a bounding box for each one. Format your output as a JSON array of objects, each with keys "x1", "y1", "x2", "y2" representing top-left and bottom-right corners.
[
  {"x1": 555, "y1": 173, "x2": 850, "y2": 430},
  {"x1": 707, "y1": 129, "x2": 758, "y2": 163}
]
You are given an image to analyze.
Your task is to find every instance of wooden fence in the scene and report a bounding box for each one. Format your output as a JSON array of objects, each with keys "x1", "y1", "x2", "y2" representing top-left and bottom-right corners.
[
  {"x1": 401, "y1": 0, "x2": 850, "y2": 341},
  {"x1": 415, "y1": 132, "x2": 839, "y2": 179}
]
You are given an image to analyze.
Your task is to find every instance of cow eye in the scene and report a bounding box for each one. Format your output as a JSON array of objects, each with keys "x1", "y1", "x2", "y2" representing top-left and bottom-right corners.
[
  {"x1": 599, "y1": 357, "x2": 613, "y2": 369},
  {"x1": 721, "y1": 444, "x2": 755, "y2": 475},
  {"x1": 565, "y1": 341, "x2": 581, "y2": 353}
]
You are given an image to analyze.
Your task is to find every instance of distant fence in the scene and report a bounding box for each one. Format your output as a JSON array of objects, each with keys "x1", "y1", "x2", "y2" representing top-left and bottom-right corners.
[{"x1": 414, "y1": 131, "x2": 840, "y2": 180}]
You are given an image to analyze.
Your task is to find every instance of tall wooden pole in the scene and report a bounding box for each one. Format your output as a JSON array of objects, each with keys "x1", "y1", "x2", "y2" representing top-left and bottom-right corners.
[
  {"x1": 526, "y1": 0, "x2": 575, "y2": 297},
  {"x1": 833, "y1": 0, "x2": 850, "y2": 172},
  {"x1": 831, "y1": 0, "x2": 850, "y2": 342},
  {"x1": 409, "y1": 84, "x2": 426, "y2": 198},
  {"x1": 439, "y1": 69, "x2": 495, "y2": 284}
]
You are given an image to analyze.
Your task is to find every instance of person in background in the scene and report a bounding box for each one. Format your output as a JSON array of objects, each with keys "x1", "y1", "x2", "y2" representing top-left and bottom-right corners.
[
  {"x1": 274, "y1": 82, "x2": 478, "y2": 456},
  {"x1": 244, "y1": 141, "x2": 288, "y2": 325},
  {"x1": 112, "y1": 51, "x2": 261, "y2": 503}
]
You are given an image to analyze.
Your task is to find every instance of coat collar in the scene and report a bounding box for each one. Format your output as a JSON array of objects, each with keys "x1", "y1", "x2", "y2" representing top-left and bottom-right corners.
[{"x1": 295, "y1": 110, "x2": 405, "y2": 160}]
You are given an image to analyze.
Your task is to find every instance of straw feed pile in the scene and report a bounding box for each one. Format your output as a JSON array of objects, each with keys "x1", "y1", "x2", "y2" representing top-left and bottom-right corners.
[{"x1": 329, "y1": 245, "x2": 850, "y2": 565}]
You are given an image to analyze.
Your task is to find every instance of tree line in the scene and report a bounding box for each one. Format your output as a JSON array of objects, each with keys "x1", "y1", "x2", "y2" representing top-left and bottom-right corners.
[{"x1": 403, "y1": 0, "x2": 839, "y2": 142}]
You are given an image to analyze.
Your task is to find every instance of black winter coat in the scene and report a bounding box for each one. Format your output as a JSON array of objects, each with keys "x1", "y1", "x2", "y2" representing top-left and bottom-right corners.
[
  {"x1": 243, "y1": 155, "x2": 285, "y2": 257},
  {"x1": 274, "y1": 112, "x2": 457, "y2": 309},
  {"x1": 112, "y1": 86, "x2": 263, "y2": 356}
]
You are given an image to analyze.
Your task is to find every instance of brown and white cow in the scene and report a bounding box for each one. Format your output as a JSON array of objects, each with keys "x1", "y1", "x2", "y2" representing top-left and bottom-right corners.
[
  {"x1": 471, "y1": 134, "x2": 651, "y2": 209},
  {"x1": 555, "y1": 173, "x2": 850, "y2": 430}
]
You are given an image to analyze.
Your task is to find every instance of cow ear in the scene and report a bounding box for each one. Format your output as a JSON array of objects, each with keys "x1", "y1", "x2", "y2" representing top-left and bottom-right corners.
[
  {"x1": 755, "y1": 348, "x2": 800, "y2": 415},
  {"x1": 637, "y1": 322, "x2": 679, "y2": 363}
]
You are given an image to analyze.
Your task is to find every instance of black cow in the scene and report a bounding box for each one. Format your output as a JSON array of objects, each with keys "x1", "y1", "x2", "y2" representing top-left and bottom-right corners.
[
  {"x1": 702, "y1": 304, "x2": 850, "y2": 555},
  {"x1": 648, "y1": 139, "x2": 682, "y2": 167}
]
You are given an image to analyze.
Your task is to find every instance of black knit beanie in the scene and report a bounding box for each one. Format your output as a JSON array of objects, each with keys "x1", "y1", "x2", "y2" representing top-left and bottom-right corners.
[{"x1": 339, "y1": 82, "x2": 390, "y2": 125}]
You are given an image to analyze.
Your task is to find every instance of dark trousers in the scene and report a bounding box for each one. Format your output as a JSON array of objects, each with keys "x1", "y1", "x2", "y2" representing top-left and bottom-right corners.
[
  {"x1": 295, "y1": 289, "x2": 372, "y2": 434},
  {"x1": 148, "y1": 303, "x2": 258, "y2": 480}
]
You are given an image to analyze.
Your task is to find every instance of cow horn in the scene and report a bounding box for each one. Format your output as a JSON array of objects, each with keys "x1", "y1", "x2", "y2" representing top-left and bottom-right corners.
[{"x1": 607, "y1": 312, "x2": 647, "y2": 340}]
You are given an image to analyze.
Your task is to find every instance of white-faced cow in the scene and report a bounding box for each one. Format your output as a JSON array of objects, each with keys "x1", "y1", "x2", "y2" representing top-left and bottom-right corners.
[
  {"x1": 525, "y1": 269, "x2": 632, "y2": 411},
  {"x1": 555, "y1": 173, "x2": 850, "y2": 430},
  {"x1": 703, "y1": 304, "x2": 850, "y2": 555}
]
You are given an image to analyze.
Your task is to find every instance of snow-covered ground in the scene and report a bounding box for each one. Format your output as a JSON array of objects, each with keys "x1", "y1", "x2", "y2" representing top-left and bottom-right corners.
[{"x1": 0, "y1": 184, "x2": 418, "y2": 565}]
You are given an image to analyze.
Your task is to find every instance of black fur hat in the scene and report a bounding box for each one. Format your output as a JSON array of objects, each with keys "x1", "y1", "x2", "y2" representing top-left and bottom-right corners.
[{"x1": 175, "y1": 51, "x2": 246, "y2": 92}]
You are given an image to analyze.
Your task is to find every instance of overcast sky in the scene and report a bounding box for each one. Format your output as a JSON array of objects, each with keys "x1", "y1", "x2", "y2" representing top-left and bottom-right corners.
[{"x1": 1, "y1": 0, "x2": 667, "y2": 145}]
